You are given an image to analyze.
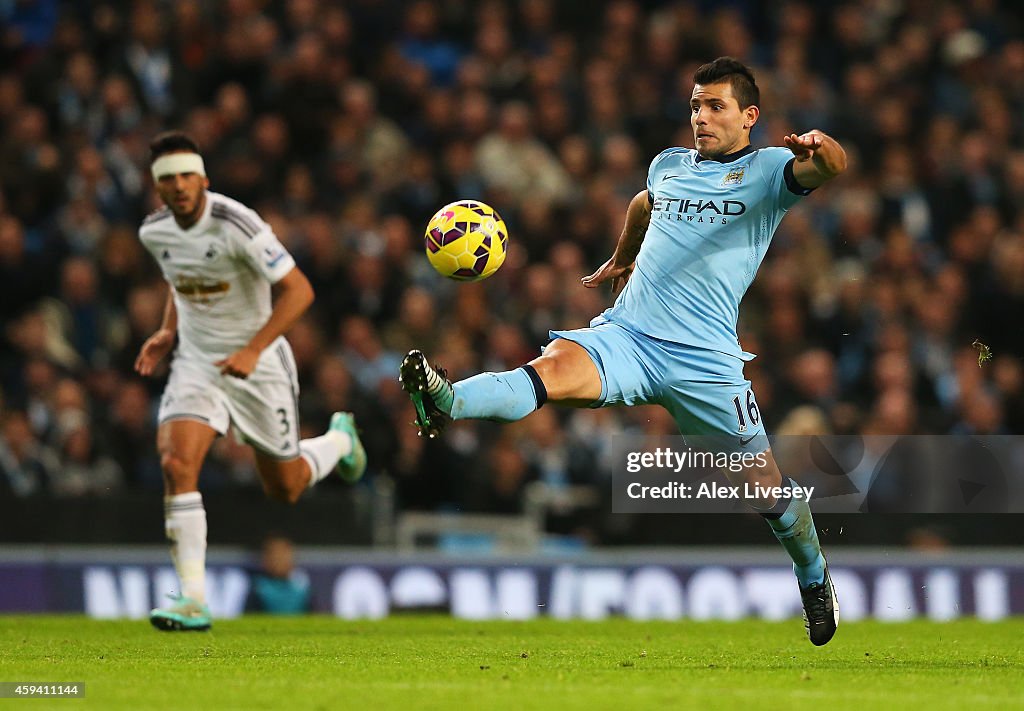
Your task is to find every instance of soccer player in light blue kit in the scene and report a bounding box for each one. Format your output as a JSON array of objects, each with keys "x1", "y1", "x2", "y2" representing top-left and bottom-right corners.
[{"x1": 401, "y1": 58, "x2": 846, "y2": 645}]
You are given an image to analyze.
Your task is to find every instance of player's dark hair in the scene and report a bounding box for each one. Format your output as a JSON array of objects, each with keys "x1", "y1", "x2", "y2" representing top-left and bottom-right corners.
[
  {"x1": 693, "y1": 57, "x2": 760, "y2": 109},
  {"x1": 149, "y1": 131, "x2": 202, "y2": 163}
]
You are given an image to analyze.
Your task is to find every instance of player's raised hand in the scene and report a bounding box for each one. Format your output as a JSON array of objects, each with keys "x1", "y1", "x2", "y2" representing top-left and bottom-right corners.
[
  {"x1": 784, "y1": 131, "x2": 823, "y2": 162},
  {"x1": 582, "y1": 257, "x2": 635, "y2": 295},
  {"x1": 134, "y1": 328, "x2": 175, "y2": 376},
  {"x1": 215, "y1": 345, "x2": 260, "y2": 378}
]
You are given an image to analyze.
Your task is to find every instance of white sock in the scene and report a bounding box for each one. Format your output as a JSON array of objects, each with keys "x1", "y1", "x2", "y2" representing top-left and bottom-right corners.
[
  {"x1": 301, "y1": 430, "x2": 352, "y2": 487},
  {"x1": 164, "y1": 492, "x2": 207, "y2": 604}
]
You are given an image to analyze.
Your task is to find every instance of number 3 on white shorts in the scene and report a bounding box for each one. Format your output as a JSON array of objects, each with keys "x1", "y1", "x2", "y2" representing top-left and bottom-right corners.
[{"x1": 731, "y1": 389, "x2": 760, "y2": 433}]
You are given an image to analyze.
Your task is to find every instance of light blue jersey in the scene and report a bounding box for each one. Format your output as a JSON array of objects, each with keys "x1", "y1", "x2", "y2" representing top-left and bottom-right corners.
[
  {"x1": 550, "y1": 143, "x2": 813, "y2": 450},
  {"x1": 601, "y1": 145, "x2": 812, "y2": 360}
]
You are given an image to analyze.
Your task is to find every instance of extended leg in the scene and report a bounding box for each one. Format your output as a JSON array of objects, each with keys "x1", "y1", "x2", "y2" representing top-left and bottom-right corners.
[{"x1": 399, "y1": 338, "x2": 602, "y2": 437}]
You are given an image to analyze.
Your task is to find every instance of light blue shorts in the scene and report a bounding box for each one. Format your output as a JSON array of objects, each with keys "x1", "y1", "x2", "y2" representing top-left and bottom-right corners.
[{"x1": 549, "y1": 318, "x2": 769, "y2": 454}]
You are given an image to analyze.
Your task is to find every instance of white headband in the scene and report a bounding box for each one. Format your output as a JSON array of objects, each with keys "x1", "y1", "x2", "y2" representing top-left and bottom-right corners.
[{"x1": 151, "y1": 153, "x2": 206, "y2": 181}]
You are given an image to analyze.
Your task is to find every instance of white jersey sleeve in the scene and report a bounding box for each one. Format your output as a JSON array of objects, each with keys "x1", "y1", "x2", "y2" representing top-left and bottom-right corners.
[{"x1": 213, "y1": 200, "x2": 296, "y2": 284}]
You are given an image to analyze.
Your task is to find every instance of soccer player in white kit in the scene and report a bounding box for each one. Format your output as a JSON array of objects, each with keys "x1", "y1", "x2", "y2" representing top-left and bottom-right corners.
[{"x1": 135, "y1": 131, "x2": 366, "y2": 631}]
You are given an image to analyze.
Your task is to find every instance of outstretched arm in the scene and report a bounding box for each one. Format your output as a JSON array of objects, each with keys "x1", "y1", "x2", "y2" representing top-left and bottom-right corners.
[
  {"x1": 582, "y1": 189, "x2": 652, "y2": 295},
  {"x1": 216, "y1": 266, "x2": 314, "y2": 378},
  {"x1": 784, "y1": 130, "x2": 847, "y2": 189}
]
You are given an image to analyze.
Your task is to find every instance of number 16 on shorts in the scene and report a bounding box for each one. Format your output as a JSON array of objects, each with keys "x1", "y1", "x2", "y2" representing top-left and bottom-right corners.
[{"x1": 732, "y1": 389, "x2": 760, "y2": 434}]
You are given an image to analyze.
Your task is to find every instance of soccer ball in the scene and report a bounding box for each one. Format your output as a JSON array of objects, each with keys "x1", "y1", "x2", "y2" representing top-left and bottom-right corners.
[{"x1": 423, "y1": 200, "x2": 508, "y2": 281}]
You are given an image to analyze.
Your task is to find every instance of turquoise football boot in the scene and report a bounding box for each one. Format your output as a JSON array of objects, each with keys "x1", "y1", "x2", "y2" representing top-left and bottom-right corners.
[
  {"x1": 149, "y1": 594, "x2": 212, "y2": 632},
  {"x1": 330, "y1": 412, "x2": 367, "y2": 483}
]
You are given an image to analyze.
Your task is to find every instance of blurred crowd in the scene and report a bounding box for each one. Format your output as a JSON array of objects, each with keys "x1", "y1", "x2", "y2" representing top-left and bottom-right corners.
[{"x1": 1, "y1": 0, "x2": 1023, "y2": 528}]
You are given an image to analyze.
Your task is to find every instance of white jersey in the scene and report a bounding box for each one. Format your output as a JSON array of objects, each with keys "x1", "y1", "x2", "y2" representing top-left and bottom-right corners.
[{"x1": 138, "y1": 191, "x2": 296, "y2": 360}]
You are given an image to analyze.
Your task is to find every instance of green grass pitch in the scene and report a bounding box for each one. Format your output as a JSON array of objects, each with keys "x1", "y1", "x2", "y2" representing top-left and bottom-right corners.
[{"x1": 1, "y1": 616, "x2": 1022, "y2": 710}]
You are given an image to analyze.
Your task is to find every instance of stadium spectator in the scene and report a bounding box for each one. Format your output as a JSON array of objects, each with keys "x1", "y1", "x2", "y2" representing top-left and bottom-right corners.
[
  {"x1": 0, "y1": 409, "x2": 60, "y2": 497},
  {"x1": 50, "y1": 408, "x2": 123, "y2": 497},
  {"x1": 245, "y1": 534, "x2": 311, "y2": 615},
  {"x1": 106, "y1": 378, "x2": 162, "y2": 490}
]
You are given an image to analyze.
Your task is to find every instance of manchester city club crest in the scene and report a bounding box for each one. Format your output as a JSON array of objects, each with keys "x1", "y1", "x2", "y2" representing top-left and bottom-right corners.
[{"x1": 721, "y1": 166, "x2": 746, "y2": 186}]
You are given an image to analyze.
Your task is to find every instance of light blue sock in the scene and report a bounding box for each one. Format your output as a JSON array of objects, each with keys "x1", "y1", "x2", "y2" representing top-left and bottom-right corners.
[
  {"x1": 451, "y1": 367, "x2": 543, "y2": 422},
  {"x1": 760, "y1": 481, "x2": 826, "y2": 588}
]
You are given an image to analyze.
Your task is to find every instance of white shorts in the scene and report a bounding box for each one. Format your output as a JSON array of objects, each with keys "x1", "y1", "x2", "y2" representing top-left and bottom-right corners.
[{"x1": 158, "y1": 338, "x2": 301, "y2": 460}]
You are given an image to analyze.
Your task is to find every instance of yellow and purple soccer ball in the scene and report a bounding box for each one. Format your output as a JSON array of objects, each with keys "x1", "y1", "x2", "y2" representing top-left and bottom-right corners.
[{"x1": 423, "y1": 200, "x2": 508, "y2": 281}]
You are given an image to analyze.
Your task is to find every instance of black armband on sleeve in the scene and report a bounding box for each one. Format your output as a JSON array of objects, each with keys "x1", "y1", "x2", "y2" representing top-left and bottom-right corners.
[
  {"x1": 784, "y1": 158, "x2": 816, "y2": 196},
  {"x1": 647, "y1": 191, "x2": 654, "y2": 207}
]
